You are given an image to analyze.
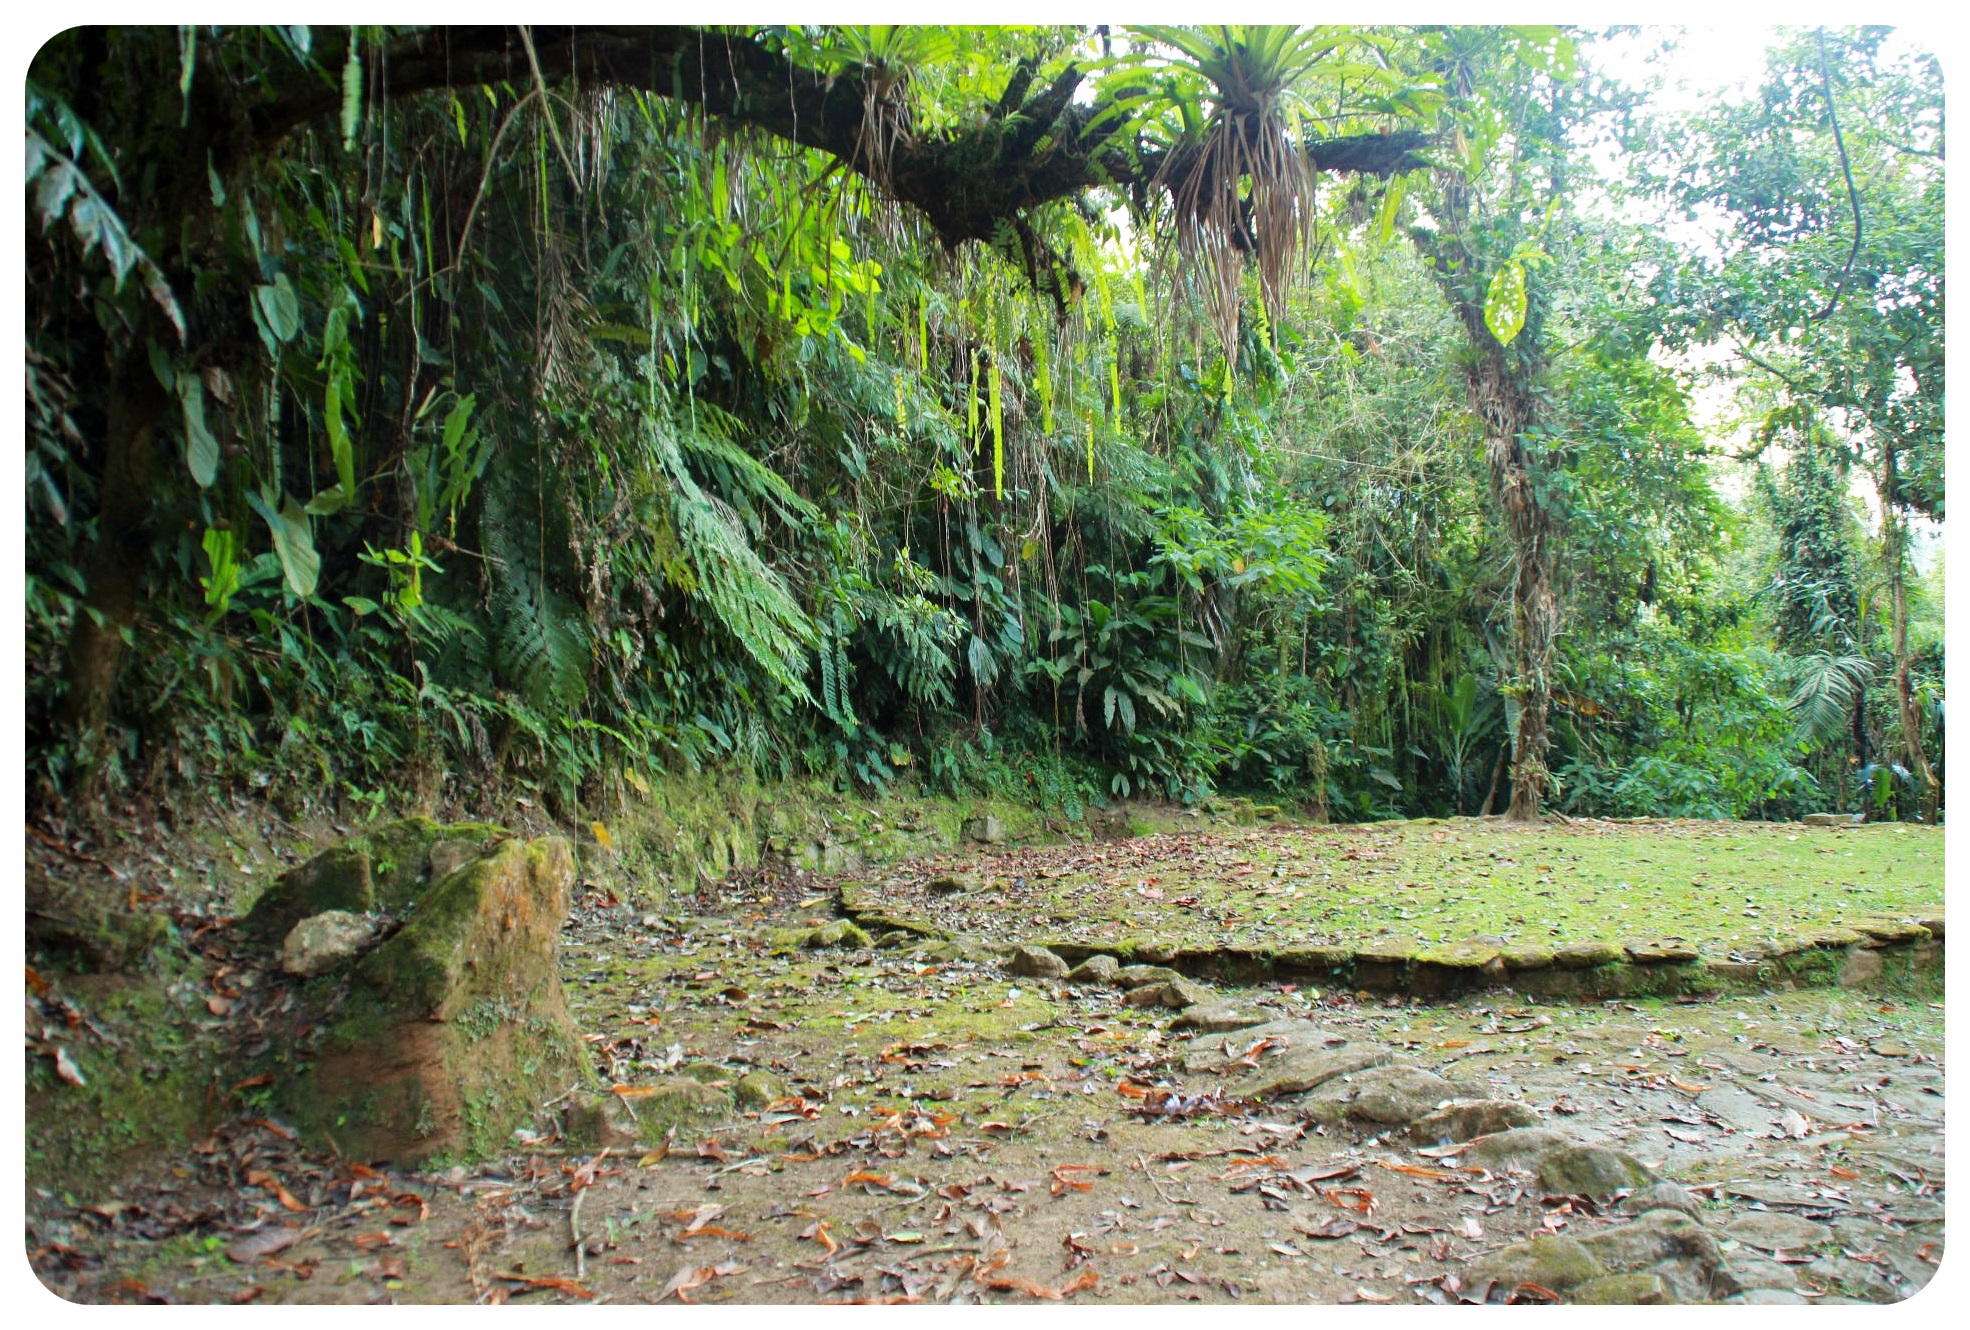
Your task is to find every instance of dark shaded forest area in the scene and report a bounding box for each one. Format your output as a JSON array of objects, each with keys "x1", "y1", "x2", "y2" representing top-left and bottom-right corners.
[{"x1": 24, "y1": 25, "x2": 1944, "y2": 830}]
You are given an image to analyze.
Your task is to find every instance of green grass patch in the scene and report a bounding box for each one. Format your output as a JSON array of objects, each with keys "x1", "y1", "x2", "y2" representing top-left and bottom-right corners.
[{"x1": 890, "y1": 818, "x2": 1943, "y2": 958}]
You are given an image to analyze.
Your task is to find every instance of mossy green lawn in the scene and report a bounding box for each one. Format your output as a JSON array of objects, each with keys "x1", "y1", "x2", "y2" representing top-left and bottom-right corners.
[{"x1": 883, "y1": 818, "x2": 1944, "y2": 958}]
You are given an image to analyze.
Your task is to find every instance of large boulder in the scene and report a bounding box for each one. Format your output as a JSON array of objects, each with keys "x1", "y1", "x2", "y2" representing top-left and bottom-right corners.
[
  {"x1": 273, "y1": 834, "x2": 587, "y2": 1165},
  {"x1": 241, "y1": 817, "x2": 508, "y2": 941}
]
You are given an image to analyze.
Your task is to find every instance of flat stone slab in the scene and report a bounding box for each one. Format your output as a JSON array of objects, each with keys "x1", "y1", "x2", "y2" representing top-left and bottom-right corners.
[
  {"x1": 1352, "y1": 937, "x2": 1419, "y2": 965},
  {"x1": 1276, "y1": 944, "x2": 1354, "y2": 969},
  {"x1": 1180, "y1": 1019, "x2": 1344, "y2": 1074},
  {"x1": 1500, "y1": 943, "x2": 1557, "y2": 970},
  {"x1": 1114, "y1": 964, "x2": 1183, "y2": 989},
  {"x1": 1169, "y1": 999, "x2": 1274, "y2": 1033},
  {"x1": 1414, "y1": 940, "x2": 1501, "y2": 968},
  {"x1": 1233, "y1": 1043, "x2": 1393, "y2": 1100},
  {"x1": 1850, "y1": 918, "x2": 1929, "y2": 945},
  {"x1": 1467, "y1": 1127, "x2": 1577, "y2": 1169},
  {"x1": 1725, "y1": 1212, "x2": 1833, "y2": 1252},
  {"x1": 1554, "y1": 941, "x2": 1623, "y2": 969},
  {"x1": 1345, "y1": 1064, "x2": 1456, "y2": 1124},
  {"x1": 1625, "y1": 940, "x2": 1701, "y2": 964},
  {"x1": 1408, "y1": 1098, "x2": 1540, "y2": 1144}
]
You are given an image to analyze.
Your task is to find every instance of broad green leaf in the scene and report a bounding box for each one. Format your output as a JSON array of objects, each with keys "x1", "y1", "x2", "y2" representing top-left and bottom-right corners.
[
  {"x1": 1484, "y1": 258, "x2": 1527, "y2": 346},
  {"x1": 176, "y1": 373, "x2": 219, "y2": 487},
  {"x1": 255, "y1": 274, "x2": 300, "y2": 343},
  {"x1": 249, "y1": 491, "x2": 320, "y2": 598},
  {"x1": 304, "y1": 483, "x2": 351, "y2": 516}
]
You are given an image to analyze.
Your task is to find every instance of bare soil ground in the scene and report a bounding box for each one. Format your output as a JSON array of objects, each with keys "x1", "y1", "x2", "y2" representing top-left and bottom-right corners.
[{"x1": 26, "y1": 823, "x2": 1945, "y2": 1306}]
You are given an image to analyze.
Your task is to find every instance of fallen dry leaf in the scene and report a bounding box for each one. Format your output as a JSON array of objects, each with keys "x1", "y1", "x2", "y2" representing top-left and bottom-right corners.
[
  {"x1": 660, "y1": 1259, "x2": 747, "y2": 1303},
  {"x1": 497, "y1": 1272, "x2": 595, "y2": 1300}
]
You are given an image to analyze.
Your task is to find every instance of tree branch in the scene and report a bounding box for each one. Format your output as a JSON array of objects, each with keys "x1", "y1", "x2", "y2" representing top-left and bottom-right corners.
[{"x1": 245, "y1": 26, "x2": 1431, "y2": 249}]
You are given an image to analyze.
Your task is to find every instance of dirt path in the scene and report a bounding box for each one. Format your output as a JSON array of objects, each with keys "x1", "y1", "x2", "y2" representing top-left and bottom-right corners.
[{"x1": 28, "y1": 852, "x2": 1944, "y2": 1306}]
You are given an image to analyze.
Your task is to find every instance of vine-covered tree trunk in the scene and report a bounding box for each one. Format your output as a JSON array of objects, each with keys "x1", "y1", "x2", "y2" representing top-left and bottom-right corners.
[
  {"x1": 1462, "y1": 334, "x2": 1554, "y2": 823},
  {"x1": 1882, "y1": 442, "x2": 1939, "y2": 821}
]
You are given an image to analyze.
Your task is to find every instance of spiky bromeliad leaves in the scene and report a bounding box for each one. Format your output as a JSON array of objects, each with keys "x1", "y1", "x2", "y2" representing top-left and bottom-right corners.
[{"x1": 1134, "y1": 25, "x2": 1350, "y2": 353}]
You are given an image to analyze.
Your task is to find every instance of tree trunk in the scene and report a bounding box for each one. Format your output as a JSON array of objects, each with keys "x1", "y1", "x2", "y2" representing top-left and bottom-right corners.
[
  {"x1": 1468, "y1": 343, "x2": 1553, "y2": 823},
  {"x1": 59, "y1": 356, "x2": 169, "y2": 801},
  {"x1": 1882, "y1": 441, "x2": 1939, "y2": 820}
]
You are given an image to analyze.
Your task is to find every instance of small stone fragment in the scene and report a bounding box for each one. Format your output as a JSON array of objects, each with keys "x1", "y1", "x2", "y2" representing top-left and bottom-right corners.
[
  {"x1": 1064, "y1": 953, "x2": 1120, "y2": 985},
  {"x1": 280, "y1": 910, "x2": 380, "y2": 977},
  {"x1": 1800, "y1": 812, "x2": 1863, "y2": 827},
  {"x1": 963, "y1": 814, "x2": 1006, "y2": 844},
  {"x1": 1123, "y1": 976, "x2": 1212, "y2": 1009},
  {"x1": 1009, "y1": 944, "x2": 1069, "y2": 979}
]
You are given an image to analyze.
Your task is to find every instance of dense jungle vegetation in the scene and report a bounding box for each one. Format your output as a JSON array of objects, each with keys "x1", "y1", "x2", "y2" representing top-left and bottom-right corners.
[{"x1": 23, "y1": 24, "x2": 1944, "y2": 830}]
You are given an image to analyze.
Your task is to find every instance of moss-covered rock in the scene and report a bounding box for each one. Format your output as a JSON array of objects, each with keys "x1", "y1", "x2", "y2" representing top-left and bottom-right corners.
[
  {"x1": 605, "y1": 1078, "x2": 734, "y2": 1138},
  {"x1": 1554, "y1": 941, "x2": 1622, "y2": 969},
  {"x1": 1537, "y1": 1142, "x2": 1653, "y2": 1197},
  {"x1": 1008, "y1": 944, "x2": 1069, "y2": 979},
  {"x1": 1467, "y1": 1236, "x2": 1607, "y2": 1293},
  {"x1": 1115, "y1": 964, "x2": 1184, "y2": 989},
  {"x1": 1276, "y1": 944, "x2": 1354, "y2": 972},
  {"x1": 242, "y1": 819, "x2": 510, "y2": 944},
  {"x1": 1344, "y1": 1063, "x2": 1455, "y2": 1124},
  {"x1": 1353, "y1": 937, "x2": 1419, "y2": 965},
  {"x1": 801, "y1": 920, "x2": 873, "y2": 950},
  {"x1": 1624, "y1": 940, "x2": 1701, "y2": 964},
  {"x1": 242, "y1": 846, "x2": 374, "y2": 940},
  {"x1": 1235, "y1": 1043, "x2": 1392, "y2": 1099},
  {"x1": 734, "y1": 1070, "x2": 784, "y2": 1109},
  {"x1": 1570, "y1": 1273, "x2": 1669, "y2": 1304},
  {"x1": 1416, "y1": 940, "x2": 1502, "y2": 968},
  {"x1": 1850, "y1": 918, "x2": 1929, "y2": 945},
  {"x1": 1065, "y1": 953, "x2": 1120, "y2": 986},
  {"x1": 275, "y1": 835, "x2": 585, "y2": 1166},
  {"x1": 1500, "y1": 943, "x2": 1556, "y2": 970}
]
